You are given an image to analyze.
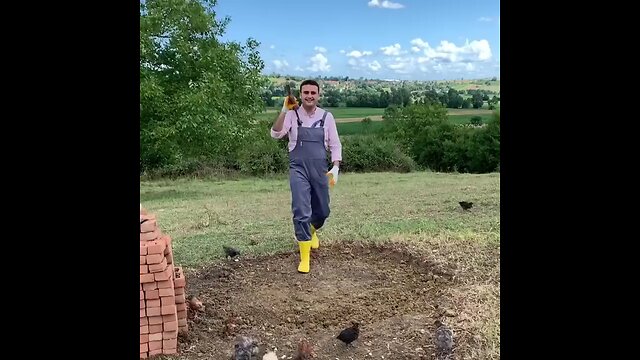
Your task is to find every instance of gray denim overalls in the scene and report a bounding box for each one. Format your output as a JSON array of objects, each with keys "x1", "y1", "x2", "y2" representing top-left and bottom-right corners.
[{"x1": 289, "y1": 109, "x2": 331, "y2": 241}]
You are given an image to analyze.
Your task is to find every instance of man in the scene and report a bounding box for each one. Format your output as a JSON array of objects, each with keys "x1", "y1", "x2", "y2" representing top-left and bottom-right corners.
[{"x1": 270, "y1": 79, "x2": 342, "y2": 273}]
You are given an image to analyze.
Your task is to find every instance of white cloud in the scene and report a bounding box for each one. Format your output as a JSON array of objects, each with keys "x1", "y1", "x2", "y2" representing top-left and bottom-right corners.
[
  {"x1": 380, "y1": 43, "x2": 402, "y2": 56},
  {"x1": 269, "y1": 45, "x2": 275, "y2": 49},
  {"x1": 273, "y1": 59, "x2": 289, "y2": 70},
  {"x1": 368, "y1": 0, "x2": 405, "y2": 9},
  {"x1": 339, "y1": 49, "x2": 346, "y2": 54},
  {"x1": 346, "y1": 50, "x2": 373, "y2": 58},
  {"x1": 368, "y1": 60, "x2": 382, "y2": 71},
  {"x1": 314, "y1": 46, "x2": 327, "y2": 53},
  {"x1": 478, "y1": 17, "x2": 493, "y2": 22},
  {"x1": 421, "y1": 39, "x2": 492, "y2": 63},
  {"x1": 307, "y1": 53, "x2": 331, "y2": 72}
]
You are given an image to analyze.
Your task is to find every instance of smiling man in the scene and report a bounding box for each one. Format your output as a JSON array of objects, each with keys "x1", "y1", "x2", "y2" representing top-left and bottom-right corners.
[{"x1": 270, "y1": 79, "x2": 342, "y2": 274}]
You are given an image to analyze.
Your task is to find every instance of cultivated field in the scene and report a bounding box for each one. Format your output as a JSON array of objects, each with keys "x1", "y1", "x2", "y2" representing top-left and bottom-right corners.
[{"x1": 141, "y1": 171, "x2": 500, "y2": 359}]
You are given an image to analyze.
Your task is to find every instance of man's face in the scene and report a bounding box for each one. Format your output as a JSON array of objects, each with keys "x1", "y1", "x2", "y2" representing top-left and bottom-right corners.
[{"x1": 300, "y1": 84, "x2": 320, "y2": 107}]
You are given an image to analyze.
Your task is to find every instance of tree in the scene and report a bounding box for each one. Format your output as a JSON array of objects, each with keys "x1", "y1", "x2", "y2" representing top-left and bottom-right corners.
[{"x1": 140, "y1": 0, "x2": 266, "y2": 171}]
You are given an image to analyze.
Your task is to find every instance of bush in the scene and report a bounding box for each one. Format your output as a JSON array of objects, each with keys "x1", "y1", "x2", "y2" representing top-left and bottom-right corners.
[{"x1": 340, "y1": 134, "x2": 416, "y2": 173}]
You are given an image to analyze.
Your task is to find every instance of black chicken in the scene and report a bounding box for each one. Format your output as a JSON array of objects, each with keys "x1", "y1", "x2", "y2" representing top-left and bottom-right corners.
[
  {"x1": 336, "y1": 321, "x2": 359, "y2": 346},
  {"x1": 434, "y1": 319, "x2": 454, "y2": 359},
  {"x1": 459, "y1": 201, "x2": 473, "y2": 211},
  {"x1": 223, "y1": 245, "x2": 241, "y2": 259}
]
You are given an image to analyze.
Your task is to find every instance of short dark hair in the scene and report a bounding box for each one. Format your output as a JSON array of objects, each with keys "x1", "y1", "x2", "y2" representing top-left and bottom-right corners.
[{"x1": 300, "y1": 79, "x2": 320, "y2": 93}]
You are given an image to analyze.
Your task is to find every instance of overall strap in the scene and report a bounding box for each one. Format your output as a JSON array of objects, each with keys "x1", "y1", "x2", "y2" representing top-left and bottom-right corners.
[
  {"x1": 294, "y1": 109, "x2": 303, "y2": 127},
  {"x1": 310, "y1": 110, "x2": 329, "y2": 128}
]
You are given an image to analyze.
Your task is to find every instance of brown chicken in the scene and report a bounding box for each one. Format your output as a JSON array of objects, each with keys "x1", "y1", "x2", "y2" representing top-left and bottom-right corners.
[
  {"x1": 293, "y1": 338, "x2": 315, "y2": 360},
  {"x1": 187, "y1": 296, "x2": 204, "y2": 312}
]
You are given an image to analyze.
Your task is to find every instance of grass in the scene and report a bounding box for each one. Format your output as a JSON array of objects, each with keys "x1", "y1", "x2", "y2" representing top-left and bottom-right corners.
[
  {"x1": 140, "y1": 171, "x2": 499, "y2": 268},
  {"x1": 140, "y1": 171, "x2": 500, "y2": 358}
]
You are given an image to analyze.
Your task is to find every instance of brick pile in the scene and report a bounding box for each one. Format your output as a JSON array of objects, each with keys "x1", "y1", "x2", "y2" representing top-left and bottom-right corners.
[{"x1": 140, "y1": 211, "x2": 188, "y2": 358}]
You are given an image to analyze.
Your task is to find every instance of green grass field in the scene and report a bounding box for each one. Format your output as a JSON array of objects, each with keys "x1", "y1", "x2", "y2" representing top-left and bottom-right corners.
[{"x1": 140, "y1": 171, "x2": 499, "y2": 268}]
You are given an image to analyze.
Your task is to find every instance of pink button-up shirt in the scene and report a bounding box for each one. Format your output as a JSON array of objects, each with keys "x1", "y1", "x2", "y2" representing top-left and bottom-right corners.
[{"x1": 270, "y1": 106, "x2": 342, "y2": 163}]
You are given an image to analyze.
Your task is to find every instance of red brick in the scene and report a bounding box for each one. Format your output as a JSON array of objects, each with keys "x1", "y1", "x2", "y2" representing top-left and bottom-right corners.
[
  {"x1": 177, "y1": 310, "x2": 187, "y2": 320},
  {"x1": 140, "y1": 317, "x2": 148, "y2": 326},
  {"x1": 178, "y1": 318, "x2": 188, "y2": 327},
  {"x1": 140, "y1": 273, "x2": 154, "y2": 283},
  {"x1": 174, "y1": 286, "x2": 184, "y2": 295},
  {"x1": 140, "y1": 334, "x2": 149, "y2": 343},
  {"x1": 141, "y1": 229, "x2": 160, "y2": 241},
  {"x1": 149, "y1": 324, "x2": 163, "y2": 333},
  {"x1": 146, "y1": 306, "x2": 161, "y2": 317},
  {"x1": 173, "y1": 266, "x2": 185, "y2": 285},
  {"x1": 147, "y1": 239, "x2": 166, "y2": 255},
  {"x1": 157, "y1": 279, "x2": 173, "y2": 289},
  {"x1": 140, "y1": 256, "x2": 146, "y2": 265},
  {"x1": 161, "y1": 304, "x2": 176, "y2": 315},
  {"x1": 175, "y1": 294, "x2": 185, "y2": 304},
  {"x1": 140, "y1": 299, "x2": 145, "y2": 309},
  {"x1": 140, "y1": 290, "x2": 144, "y2": 300},
  {"x1": 158, "y1": 287, "x2": 174, "y2": 297},
  {"x1": 168, "y1": 263, "x2": 175, "y2": 276},
  {"x1": 178, "y1": 324, "x2": 188, "y2": 333},
  {"x1": 161, "y1": 295, "x2": 176, "y2": 307},
  {"x1": 140, "y1": 265, "x2": 149, "y2": 274},
  {"x1": 163, "y1": 338, "x2": 177, "y2": 349},
  {"x1": 163, "y1": 348, "x2": 177, "y2": 355},
  {"x1": 146, "y1": 299, "x2": 160, "y2": 308},
  {"x1": 154, "y1": 266, "x2": 173, "y2": 282},
  {"x1": 164, "y1": 321, "x2": 178, "y2": 332},
  {"x1": 148, "y1": 340, "x2": 162, "y2": 351},
  {"x1": 140, "y1": 325, "x2": 149, "y2": 334},
  {"x1": 148, "y1": 257, "x2": 167, "y2": 273},
  {"x1": 163, "y1": 330, "x2": 178, "y2": 340},
  {"x1": 143, "y1": 282, "x2": 157, "y2": 291},
  {"x1": 140, "y1": 343, "x2": 148, "y2": 353},
  {"x1": 166, "y1": 251, "x2": 173, "y2": 264},
  {"x1": 145, "y1": 289, "x2": 159, "y2": 299},
  {"x1": 146, "y1": 253, "x2": 164, "y2": 265},
  {"x1": 140, "y1": 244, "x2": 148, "y2": 256},
  {"x1": 140, "y1": 214, "x2": 156, "y2": 222},
  {"x1": 163, "y1": 313, "x2": 177, "y2": 323},
  {"x1": 148, "y1": 349, "x2": 163, "y2": 356},
  {"x1": 148, "y1": 316, "x2": 163, "y2": 325},
  {"x1": 149, "y1": 332, "x2": 163, "y2": 342},
  {"x1": 140, "y1": 308, "x2": 146, "y2": 318},
  {"x1": 176, "y1": 302, "x2": 187, "y2": 312},
  {"x1": 140, "y1": 352, "x2": 148, "y2": 358},
  {"x1": 140, "y1": 219, "x2": 157, "y2": 233}
]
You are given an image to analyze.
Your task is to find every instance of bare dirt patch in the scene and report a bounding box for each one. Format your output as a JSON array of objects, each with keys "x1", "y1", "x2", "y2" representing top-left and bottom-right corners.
[{"x1": 165, "y1": 242, "x2": 482, "y2": 359}]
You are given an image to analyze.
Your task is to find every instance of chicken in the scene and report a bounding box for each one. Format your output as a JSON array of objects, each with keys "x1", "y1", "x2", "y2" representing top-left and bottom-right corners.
[
  {"x1": 459, "y1": 201, "x2": 473, "y2": 211},
  {"x1": 223, "y1": 245, "x2": 241, "y2": 259},
  {"x1": 262, "y1": 351, "x2": 278, "y2": 360},
  {"x1": 232, "y1": 335, "x2": 259, "y2": 360},
  {"x1": 293, "y1": 338, "x2": 315, "y2": 359},
  {"x1": 336, "y1": 321, "x2": 359, "y2": 346},
  {"x1": 434, "y1": 319, "x2": 454, "y2": 359},
  {"x1": 187, "y1": 295, "x2": 204, "y2": 312}
]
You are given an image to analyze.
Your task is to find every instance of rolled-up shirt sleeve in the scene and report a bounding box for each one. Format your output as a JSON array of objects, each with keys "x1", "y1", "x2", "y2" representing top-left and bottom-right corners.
[
  {"x1": 325, "y1": 112, "x2": 342, "y2": 162},
  {"x1": 270, "y1": 111, "x2": 291, "y2": 139}
]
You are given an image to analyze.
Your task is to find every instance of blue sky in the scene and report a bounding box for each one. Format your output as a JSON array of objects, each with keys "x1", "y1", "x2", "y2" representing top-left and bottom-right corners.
[{"x1": 214, "y1": 0, "x2": 500, "y2": 81}]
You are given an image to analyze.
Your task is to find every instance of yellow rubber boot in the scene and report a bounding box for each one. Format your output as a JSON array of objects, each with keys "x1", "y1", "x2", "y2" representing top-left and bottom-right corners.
[
  {"x1": 310, "y1": 225, "x2": 319, "y2": 249},
  {"x1": 297, "y1": 241, "x2": 312, "y2": 273}
]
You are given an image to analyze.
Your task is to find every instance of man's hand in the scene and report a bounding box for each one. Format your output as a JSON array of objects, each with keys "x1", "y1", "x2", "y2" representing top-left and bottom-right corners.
[
  {"x1": 282, "y1": 96, "x2": 299, "y2": 113},
  {"x1": 327, "y1": 165, "x2": 339, "y2": 187}
]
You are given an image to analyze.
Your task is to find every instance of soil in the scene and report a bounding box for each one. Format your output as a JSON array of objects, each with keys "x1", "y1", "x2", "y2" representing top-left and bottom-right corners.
[{"x1": 171, "y1": 242, "x2": 462, "y2": 360}]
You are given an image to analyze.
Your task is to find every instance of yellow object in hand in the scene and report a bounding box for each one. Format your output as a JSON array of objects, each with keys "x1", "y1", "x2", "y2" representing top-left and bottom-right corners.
[{"x1": 326, "y1": 165, "x2": 339, "y2": 188}]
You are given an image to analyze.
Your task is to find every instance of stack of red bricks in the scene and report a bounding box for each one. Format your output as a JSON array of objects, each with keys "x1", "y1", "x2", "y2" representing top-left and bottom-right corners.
[{"x1": 140, "y1": 211, "x2": 189, "y2": 358}]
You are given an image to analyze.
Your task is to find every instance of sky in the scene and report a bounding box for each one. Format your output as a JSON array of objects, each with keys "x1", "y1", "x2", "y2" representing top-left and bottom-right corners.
[{"x1": 213, "y1": 0, "x2": 500, "y2": 81}]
